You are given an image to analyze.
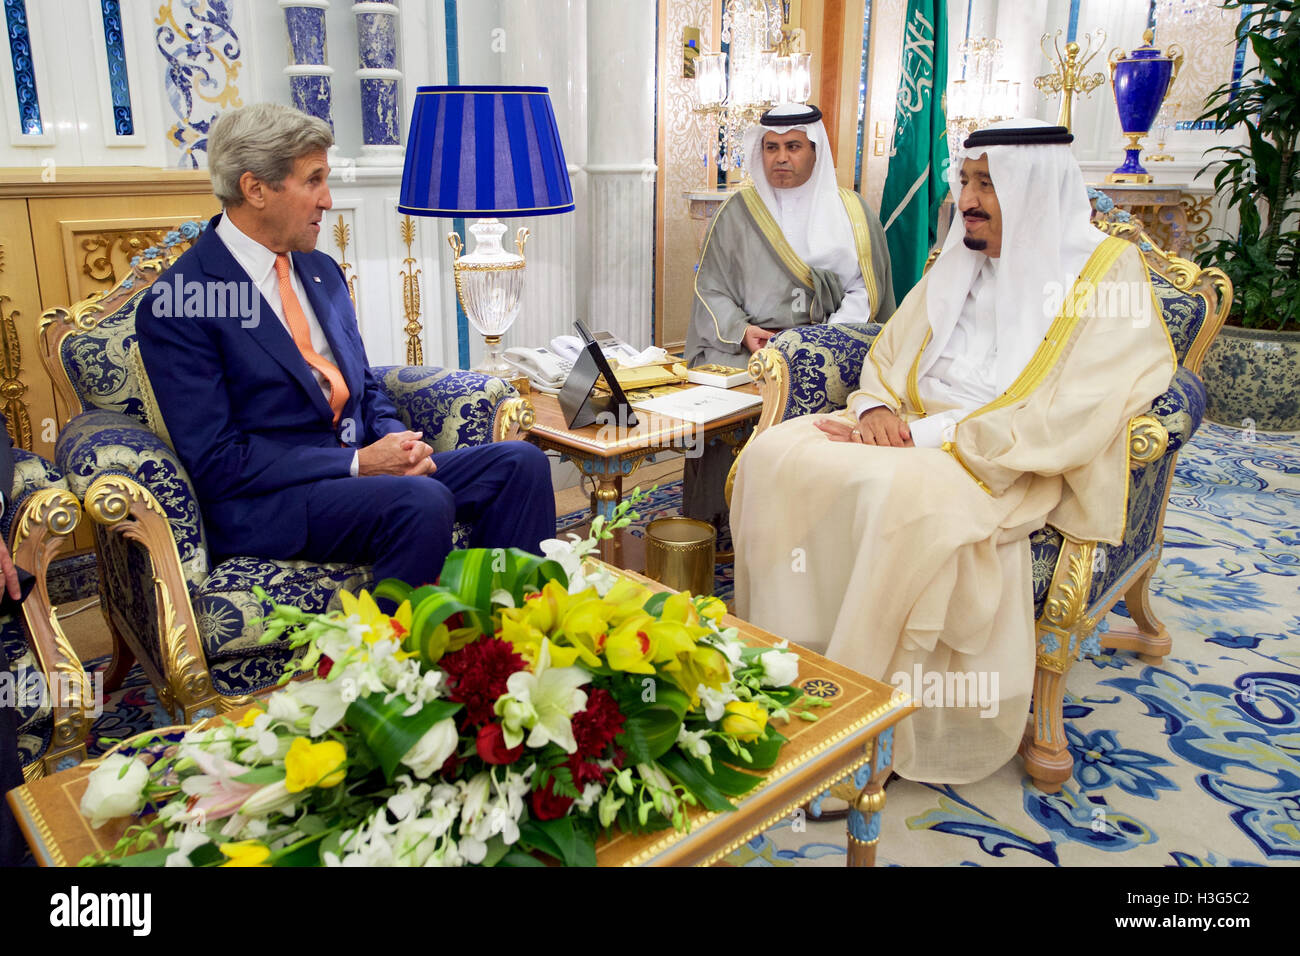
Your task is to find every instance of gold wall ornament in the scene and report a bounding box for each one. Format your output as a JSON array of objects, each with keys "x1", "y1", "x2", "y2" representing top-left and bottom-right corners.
[
  {"x1": 79, "y1": 229, "x2": 172, "y2": 287},
  {"x1": 1180, "y1": 193, "x2": 1214, "y2": 254},
  {"x1": 1128, "y1": 415, "x2": 1169, "y2": 465},
  {"x1": 0, "y1": 241, "x2": 33, "y2": 450},
  {"x1": 1034, "y1": 29, "x2": 1107, "y2": 131},
  {"x1": 399, "y1": 215, "x2": 423, "y2": 366},
  {"x1": 332, "y1": 215, "x2": 359, "y2": 307}
]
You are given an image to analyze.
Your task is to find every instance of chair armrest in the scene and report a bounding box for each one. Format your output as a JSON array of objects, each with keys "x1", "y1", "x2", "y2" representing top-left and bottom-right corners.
[
  {"x1": 2, "y1": 449, "x2": 69, "y2": 544},
  {"x1": 373, "y1": 366, "x2": 526, "y2": 452},
  {"x1": 55, "y1": 408, "x2": 209, "y2": 587},
  {"x1": 769, "y1": 323, "x2": 883, "y2": 422},
  {"x1": 1147, "y1": 365, "x2": 1206, "y2": 456},
  {"x1": 7, "y1": 486, "x2": 91, "y2": 772}
]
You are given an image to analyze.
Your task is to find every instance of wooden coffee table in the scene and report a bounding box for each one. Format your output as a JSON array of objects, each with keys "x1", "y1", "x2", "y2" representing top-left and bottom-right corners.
[
  {"x1": 525, "y1": 385, "x2": 761, "y2": 566},
  {"x1": 6, "y1": 578, "x2": 915, "y2": 868}
]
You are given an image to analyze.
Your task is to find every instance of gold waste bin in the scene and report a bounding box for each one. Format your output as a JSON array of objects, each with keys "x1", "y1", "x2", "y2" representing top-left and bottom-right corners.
[{"x1": 644, "y1": 517, "x2": 716, "y2": 596}]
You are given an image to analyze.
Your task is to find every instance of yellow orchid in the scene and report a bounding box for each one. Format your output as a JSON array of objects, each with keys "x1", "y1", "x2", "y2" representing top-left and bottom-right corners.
[
  {"x1": 695, "y1": 596, "x2": 727, "y2": 624},
  {"x1": 500, "y1": 608, "x2": 582, "y2": 669},
  {"x1": 558, "y1": 596, "x2": 618, "y2": 667},
  {"x1": 662, "y1": 641, "x2": 732, "y2": 706},
  {"x1": 218, "y1": 840, "x2": 271, "y2": 867},
  {"x1": 602, "y1": 577, "x2": 655, "y2": 622},
  {"x1": 284, "y1": 737, "x2": 347, "y2": 792},
  {"x1": 234, "y1": 707, "x2": 265, "y2": 728},
  {"x1": 603, "y1": 611, "x2": 658, "y2": 674},
  {"x1": 659, "y1": 591, "x2": 704, "y2": 629},
  {"x1": 722, "y1": 700, "x2": 768, "y2": 741},
  {"x1": 339, "y1": 589, "x2": 414, "y2": 649}
]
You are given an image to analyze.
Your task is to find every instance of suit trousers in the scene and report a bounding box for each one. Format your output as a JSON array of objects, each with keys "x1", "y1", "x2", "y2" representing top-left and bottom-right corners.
[{"x1": 298, "y1": 441, "x2": 556, "y2": 589}]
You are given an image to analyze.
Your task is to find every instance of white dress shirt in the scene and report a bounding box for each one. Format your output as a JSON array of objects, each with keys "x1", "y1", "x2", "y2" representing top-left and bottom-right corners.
[
  {"x1": 852, "y1": 257, "x2": 999, "y2": 447},
  {"x1": 215, "y1": 213, "x2": 359, "y2": 475}
]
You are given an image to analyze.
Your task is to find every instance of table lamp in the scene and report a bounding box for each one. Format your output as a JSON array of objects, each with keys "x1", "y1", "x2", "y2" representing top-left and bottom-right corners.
[{"x1": 398, "y1": 85, "x2": 575, "y2": 376}]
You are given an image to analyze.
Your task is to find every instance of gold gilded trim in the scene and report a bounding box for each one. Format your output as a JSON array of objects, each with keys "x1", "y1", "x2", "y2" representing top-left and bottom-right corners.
[
  {"x1": 399, "y1": 215, "x2": 423, "y2": 366},
  {"x1": 1037, "y1": 539, "x2": 1097, "y2": 675},
  {"x1": 13, "y1": 785, "x2": 65, "y2": 865},
  {"x1": 493, "y1": 396, "x2": 536, "y2": 443},
  {"x1": 332, "y1": 215, "x2": 359, "y2": 308},
  {"x1": 84, "y1": 475, "x2": 217, "y2": 721},
  {"x1": 1128, "y1": 414, "x2": 1168, "y2": 465},
  {"x1": 838, "y1": 188, "x2": 881, "y2": 320},
  {"x1": 727, "y1": 346, "x2": 788, "y2": 508},
  {"x1": 621, "y1": 694, "x2": 915, "y2": 866}
]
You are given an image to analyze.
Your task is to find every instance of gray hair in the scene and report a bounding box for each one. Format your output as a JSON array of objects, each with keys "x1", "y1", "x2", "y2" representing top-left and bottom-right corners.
[{"x1": 208, "y1": 103, "x2": 334, "y2": 206}]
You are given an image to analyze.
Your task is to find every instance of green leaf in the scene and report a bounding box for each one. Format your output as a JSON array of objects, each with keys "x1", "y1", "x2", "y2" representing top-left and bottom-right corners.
[
  {"x1": 642, "y1": 592, "x2": 670, "y2": 616},
  {"x1": 657, "y1": 751, "x2": 736, "y2": 813},
  {"x1": 518, "y1": 817, "x2": 596, "y2": 867},
  {"x1": 372, "y1": 577, "x2": 413, "y2": 605},
  {"x1": 616, "y1": 686, "x2": 690, "y2": 763},
  {"x1": 687, "y1": 756, "x2": 764, "y2": 796},
  {"x1": 232, "y1": 766, "x2": 286, "y2": 785},
  {"x1": 479, "y1": 834, "x2": 512, "y2": 867},
  {"x1": 711, "y1": 726, "x2": 787, "y2": 771},
  {"x1": 408, "y1": 590, "x2": 479, "y2": 665},
  {"x1": 345, "y1": 694, "x2": 461, "y2": 782},
  {"x1": 100, "y1": 846, "x2": 177, "y2": 867}
]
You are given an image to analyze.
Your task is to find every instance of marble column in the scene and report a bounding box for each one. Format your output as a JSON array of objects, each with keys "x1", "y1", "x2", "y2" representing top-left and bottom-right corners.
[
  {"x1": 354, "y1": 0, "x2": 403, "y2": 165},
  {"x1": 587, "y1": 0, "x2": 656, "y2": 348},
  {"x1": 281, "y1": 0, "x2": 333, "y2": 127}
]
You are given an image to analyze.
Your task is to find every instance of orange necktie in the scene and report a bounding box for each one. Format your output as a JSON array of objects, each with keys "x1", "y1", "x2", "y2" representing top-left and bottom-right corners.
[{"x1": 274, "y1": 253, "x2": 349, "y2": 425}]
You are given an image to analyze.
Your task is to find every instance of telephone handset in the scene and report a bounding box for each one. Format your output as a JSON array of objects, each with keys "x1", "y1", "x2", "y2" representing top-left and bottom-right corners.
[{"x1": 502, "y1": 346, "x2": 573, "y2": 390}]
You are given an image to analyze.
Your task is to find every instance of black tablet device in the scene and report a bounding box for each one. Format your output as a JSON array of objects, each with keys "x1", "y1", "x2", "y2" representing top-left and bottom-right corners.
[{"x1": 557, "y1": 320, "x2": 639, "y2": 429}]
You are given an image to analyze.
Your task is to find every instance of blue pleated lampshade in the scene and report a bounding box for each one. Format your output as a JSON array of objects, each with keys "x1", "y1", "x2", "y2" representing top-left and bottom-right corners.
[{"x1": 398, "y1": 85, "x2": 575, "y2": 218}]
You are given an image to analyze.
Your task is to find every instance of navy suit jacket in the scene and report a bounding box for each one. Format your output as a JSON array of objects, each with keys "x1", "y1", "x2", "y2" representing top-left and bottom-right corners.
[{"x1": 136, "y1": 214, "x2": 408, "y2": 559}]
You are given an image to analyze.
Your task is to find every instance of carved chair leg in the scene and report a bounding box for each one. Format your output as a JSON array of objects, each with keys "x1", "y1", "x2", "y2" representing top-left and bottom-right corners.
[
  {"x1": 1020, "y1": 664, "x2": 1072, "y2": 794},
  {"x1": 845, "y1": 726, "x2": 895, "y2": 867},
  {"x1": 1020, "y1": 538, "x2": 1096, "y2": 793},
  {"x1": 1100, "y1": 561, "x2": 1171, "y2": 665}
]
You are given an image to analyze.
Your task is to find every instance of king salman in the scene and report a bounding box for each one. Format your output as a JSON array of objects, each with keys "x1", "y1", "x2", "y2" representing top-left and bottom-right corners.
[
  {"x1": 730, "y1": 120, "x2": 1177, "y2": 783},
  {"x1": 683, "y1": 103, "x2": 896, "y2": 533}
]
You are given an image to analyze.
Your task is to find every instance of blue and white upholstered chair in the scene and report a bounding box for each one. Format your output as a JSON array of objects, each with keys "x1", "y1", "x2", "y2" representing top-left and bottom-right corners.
[
  {"x1": 732, "y1": 223, "x2": 1229, "y2": 791},
  {"x1": 1, "y1": 442, "x2": 89, "y2": 779},
  {"x1": 39, "y1": 223, "x2": 536, "y2": 724}
]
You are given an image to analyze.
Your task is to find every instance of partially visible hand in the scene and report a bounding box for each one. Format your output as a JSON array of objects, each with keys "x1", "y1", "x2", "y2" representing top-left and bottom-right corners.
[
  {"x1": 857, "y1": 406, "x2": 913, "y2": 447},
  {"x1": 358, "y1": 430, "x2": 436, "y2": 477},
  {"x1": 814, "y1": 408, "x2": 913, "y2": 447},
  {"x1": 0, "y1": 540, "x2": 20, "y2": 601},
  {"x1": 743, "y1": 326, "x2": 776, "y2": 353}
]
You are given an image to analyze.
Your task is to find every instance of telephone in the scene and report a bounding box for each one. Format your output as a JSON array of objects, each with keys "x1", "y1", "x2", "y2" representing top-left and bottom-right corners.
[
  {"x1": 552, "y1": 332, "x2": 663, "y2": 367},
  {"x1": 502, "y1": 346, "x2": 574, "y2": 391}
]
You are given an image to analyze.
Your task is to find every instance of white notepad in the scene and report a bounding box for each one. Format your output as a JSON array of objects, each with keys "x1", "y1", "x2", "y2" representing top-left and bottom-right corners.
[{"x1": 629, "y1": 385, "x2": 762, "y2": 424}]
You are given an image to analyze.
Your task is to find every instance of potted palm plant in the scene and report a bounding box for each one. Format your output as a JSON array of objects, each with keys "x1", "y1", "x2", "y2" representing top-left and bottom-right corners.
[{"x1": 1196, "y1": 0, "x2": 1300, "y2": 432}]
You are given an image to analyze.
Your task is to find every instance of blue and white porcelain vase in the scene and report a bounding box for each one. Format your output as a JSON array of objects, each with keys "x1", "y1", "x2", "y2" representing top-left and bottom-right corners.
[{"x1": 1106, "y1": 28, "x2": 1183, "y2": 183}]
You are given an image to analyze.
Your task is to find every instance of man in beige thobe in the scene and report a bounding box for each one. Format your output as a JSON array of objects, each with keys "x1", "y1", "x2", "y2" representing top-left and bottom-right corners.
[{"x1": 731, "y1": 121, "x2": 1175, "y2": 783}]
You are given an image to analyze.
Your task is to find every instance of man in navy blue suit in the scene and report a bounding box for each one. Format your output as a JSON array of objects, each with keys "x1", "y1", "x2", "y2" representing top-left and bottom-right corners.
[{"x1": 136, "y1": 103, "x2": 555, "y2": 591}]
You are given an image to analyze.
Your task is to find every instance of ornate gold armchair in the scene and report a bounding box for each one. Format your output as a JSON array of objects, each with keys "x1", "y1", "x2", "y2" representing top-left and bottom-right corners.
[
  {"x1": 39, "y1": 223, "x2": 536, "y2": 723},
  {"x1": 735, "y1": 227, "x2": 1229, "y2": 791}
]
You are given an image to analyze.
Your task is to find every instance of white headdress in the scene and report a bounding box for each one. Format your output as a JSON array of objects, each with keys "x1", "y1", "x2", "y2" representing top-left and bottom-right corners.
[
  {"x1": 741, "y1": 103, "x2": 860, "y2": 292},
  {"x1": 922, "y1": 118, "x2": 1106, "y2": 392}
]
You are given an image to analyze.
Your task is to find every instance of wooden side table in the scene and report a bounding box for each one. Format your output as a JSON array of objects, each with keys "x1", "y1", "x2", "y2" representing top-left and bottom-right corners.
[
  {"x1": 525, "y1": 387, "x2": 760, "y2": 567},
  {"x1": 1089, "y1": 182, "x2": 1214, "y2": 258}
]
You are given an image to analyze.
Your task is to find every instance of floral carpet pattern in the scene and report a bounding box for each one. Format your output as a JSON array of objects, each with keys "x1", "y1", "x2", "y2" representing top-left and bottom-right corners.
[{"x1": 83, "y1": 423, "x2": 1299, "y2": 865}]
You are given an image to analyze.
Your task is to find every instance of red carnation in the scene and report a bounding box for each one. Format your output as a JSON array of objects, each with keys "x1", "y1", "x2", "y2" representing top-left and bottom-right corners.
[
  {"x1": 567, "y1": 758, "x2": 607, "y2": 788},
  {"x1": 570, "y1": 688, "x2": 625, "y2": 760},
  {"x1": 476, "y1": 722, "x2": 524, "y2": 765},
  {"x1": 317, "y1": 655, "x2": 334, "y2": 679},
  {"x1": 531, "y1": 779, "x2": 574, "y2": 821},
  {"x1": 440, "y1": 636, "x2": 527, "y2": 726}
]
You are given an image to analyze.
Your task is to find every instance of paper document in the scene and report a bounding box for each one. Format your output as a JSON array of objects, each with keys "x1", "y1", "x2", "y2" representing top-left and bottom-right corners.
[{"x1": 629, "y1": 385, "x2": 761, "y2": 424}]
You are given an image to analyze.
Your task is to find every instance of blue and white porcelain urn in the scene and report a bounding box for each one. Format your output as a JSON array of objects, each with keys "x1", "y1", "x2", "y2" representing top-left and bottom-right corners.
[{"x1": 1106, "y1": 29, "x2": 1184, "y2": 183}]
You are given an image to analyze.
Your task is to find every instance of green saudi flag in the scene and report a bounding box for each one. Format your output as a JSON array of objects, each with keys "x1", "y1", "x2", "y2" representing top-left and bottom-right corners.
[{"x1": 880, "y1": 0, "x2": 949, "y2": 301}]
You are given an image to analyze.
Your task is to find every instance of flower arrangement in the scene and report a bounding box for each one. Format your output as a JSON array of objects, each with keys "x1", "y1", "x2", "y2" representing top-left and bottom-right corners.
[{"x1": 78, "y1": 504, "x2": 818, "y2": 867}]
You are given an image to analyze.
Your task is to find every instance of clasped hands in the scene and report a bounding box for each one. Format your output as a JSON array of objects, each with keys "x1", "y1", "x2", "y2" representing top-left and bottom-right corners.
[
  {"x1": 358, "y1": 430, "x2": 436, "y2": 477},
  {"x1": 815, "y1": 406, "x2": 914, "y2": 447}
]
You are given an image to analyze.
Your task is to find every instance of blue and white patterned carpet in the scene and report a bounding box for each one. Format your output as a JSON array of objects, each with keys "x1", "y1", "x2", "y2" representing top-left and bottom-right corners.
[{"x1": 84, "y1": 423, "x2": 1300, "y2": 866}]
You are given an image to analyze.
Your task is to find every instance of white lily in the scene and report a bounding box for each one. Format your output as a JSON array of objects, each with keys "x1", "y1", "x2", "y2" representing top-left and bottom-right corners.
[
  {"x1": 400, "y1": 717, "x2": 459, "y2": 779},
  {"x1": 495, "y1": 640, "x2": 590, "y2": 752}
]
